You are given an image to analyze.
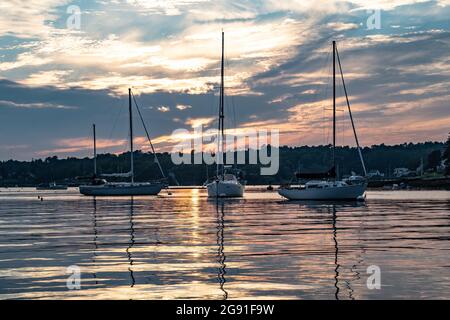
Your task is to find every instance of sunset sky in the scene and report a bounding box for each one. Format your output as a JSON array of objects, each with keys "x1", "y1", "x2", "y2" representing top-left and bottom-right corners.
[{"x1": 0, "y1": 0, "x2": 449, "y2": 160}]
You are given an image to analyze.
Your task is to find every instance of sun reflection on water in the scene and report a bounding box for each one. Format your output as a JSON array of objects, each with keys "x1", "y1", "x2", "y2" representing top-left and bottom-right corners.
[{"x1": 0, "y1": 188, "x2": 450, "y2": 299}]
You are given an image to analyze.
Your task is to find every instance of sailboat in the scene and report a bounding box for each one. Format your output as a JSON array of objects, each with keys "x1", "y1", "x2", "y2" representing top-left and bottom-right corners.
[
  {"x1": 278, "y1": 41, "x2": 367, "y2": 201},
  {"x1": 79, "y1": 89, "x2": 167, "y2": 196},
  {"x1": 206, "y1": 32, "x2": 245, "y2": 198}
]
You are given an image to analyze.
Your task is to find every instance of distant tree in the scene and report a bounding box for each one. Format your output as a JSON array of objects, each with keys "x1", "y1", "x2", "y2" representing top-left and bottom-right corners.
[
  {"x1": 0, "y1": 141, "x2": 447, "y2": 186},
  {"x1": 444, "y1": 133, "x2": 450, "y2": 175},
  {"x1": 426, "y1": 150, "x2": 442, "y2": 171}
]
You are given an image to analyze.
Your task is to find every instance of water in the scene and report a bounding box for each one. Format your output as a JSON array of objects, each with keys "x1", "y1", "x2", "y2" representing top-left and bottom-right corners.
[{"x1": 0, "y1": 187, "x2": 449, "y2": 300}]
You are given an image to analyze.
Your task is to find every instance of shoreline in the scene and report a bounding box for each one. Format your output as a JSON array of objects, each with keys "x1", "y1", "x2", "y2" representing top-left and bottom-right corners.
[{"x1": 1, "y1": 180, "x2": 449, "y2": 191}]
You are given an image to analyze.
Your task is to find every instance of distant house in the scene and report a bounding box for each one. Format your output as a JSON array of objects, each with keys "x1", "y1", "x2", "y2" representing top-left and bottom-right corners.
[
  {"x1": 394, "y1": 168, "x2": 411, "y2": 178},
  {"x1": 437, "y1": 160, "x2": 446, "y2": 173},
  {"x1": 367, "y1": 170, "x2": 385, "y2": 179},
  {"x1": 416, "y1": 162, "x2": 424, "y2": 176}
]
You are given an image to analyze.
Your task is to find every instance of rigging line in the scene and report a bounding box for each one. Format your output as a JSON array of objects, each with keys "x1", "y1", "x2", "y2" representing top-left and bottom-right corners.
[
  {"x1": 338, "y1": 75, "x2": 345, "y2": 147},
  {"x1": 207, "y1": 74, "x2": 220, "y2": 168},
  {"x1": 131, "y1": 91, "x2": 166, "y2": 179},
  {"x1": 314, "y1": 45, "x2": 332, "y2": 106},
  {"x1": 342, "y1": 109, "x2": 345, "y2": 149},
  {"x1": 324, "y1": 47, "x2": 333, "y2": 147},
  {"x1": 335, "y1": 46, "x2": 367, "y2": 176},
  {"x1": 320, "y1": 48, "x2": 331, "y2": 145},
  {"x1": 300, "y1": 47, "x2": 332, "y2": 130},
  {"x1": 231, "y1": 96, "x2": 237, "y2": 169},
  {"x1": 211, "y1": 38, "x2": 223, "y2": 177},
  {"x1": 341, "y1": 78, "x2": 346, "y2": 148},
  {"x1": 89, "y1": 125, "x2": 94, "y2": 159},
  {"x1": 225, "y1": 53, "x2": 238, "y2": 168},
  {"x1": 322, "y1": 47, "x2": 332, "y2": 145},
  {"x1": 306, "y1": 39, "x2": 332, "y2": 101},
  {"x1": 225, "y1": 55, "x2": 237, "y2": 129},
  {"x1": 211, "y1": 87, "x2": 220, "y2": 156},
  {"x1": 108, "y1": 98, "x2": 125, "y2": 141}
]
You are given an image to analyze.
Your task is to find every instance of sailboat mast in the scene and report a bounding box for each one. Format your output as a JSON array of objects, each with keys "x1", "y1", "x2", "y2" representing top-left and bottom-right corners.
[
  {"x1": 217, "y1": 31, "x2": 225, "y2": 179},
  {"x1": 333, "y1": 41, "x2": 336, "y2": 176},
  {"x1": 221, "y1": 31, "x2": 225, "y2": 178},
  {"x1": 129, "y1": 88, "x2": 134, "y2": 184},
  {"x1": 93, "y1": 124, "x2": 97, "y2": 177}
]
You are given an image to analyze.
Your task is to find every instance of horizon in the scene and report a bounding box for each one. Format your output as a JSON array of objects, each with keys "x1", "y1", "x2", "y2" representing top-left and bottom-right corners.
[
  {"x1": 1, "y1": 139, "x2": 445, "y2": 162},
  {"x1": 1, "y1": 1, "x2": 449, "y2": 160}
]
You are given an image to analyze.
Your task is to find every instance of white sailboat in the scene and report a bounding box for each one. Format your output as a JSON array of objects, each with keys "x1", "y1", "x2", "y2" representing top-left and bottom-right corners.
[
  {"x1": 279, "y1": 41, "x2": 367, "y2": 201},
  {"x1": 79, "y1": 89, "x2": 166, "y2": 196},
  {"x1": 206, "y1": 32, "x2": 245, "y2": 198},
  {"x1": 207, "y1": 171, "x2": 245, "y2": 198}
]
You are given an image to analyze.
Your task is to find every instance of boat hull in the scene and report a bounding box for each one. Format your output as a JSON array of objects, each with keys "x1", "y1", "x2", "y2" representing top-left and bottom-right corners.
[
  {"x1": 207, "y1": 181, "x2": 244, "y2": 198},
  {"x1": 79, "y1": 183, "x2": 164, "y2": 196},
  {"x1": 278, "y1": 184, "x2": 366, "y2": 201}
]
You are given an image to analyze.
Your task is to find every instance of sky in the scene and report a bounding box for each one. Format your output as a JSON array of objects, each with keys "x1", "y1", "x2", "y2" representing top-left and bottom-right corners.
[{"x1": 0, "y1": 0, "x2": 449, "y2": 160}]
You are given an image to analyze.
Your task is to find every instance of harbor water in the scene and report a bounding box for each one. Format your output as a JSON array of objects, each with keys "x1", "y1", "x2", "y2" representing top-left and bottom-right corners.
[{"x1": 0, "y1": 187, "x2": 449, "y2": 299}]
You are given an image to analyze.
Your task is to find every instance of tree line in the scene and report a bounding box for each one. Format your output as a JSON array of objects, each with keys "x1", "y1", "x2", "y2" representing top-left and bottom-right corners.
[{"x1": 0, "y1": 141, "x2": 447, "y2": 186}]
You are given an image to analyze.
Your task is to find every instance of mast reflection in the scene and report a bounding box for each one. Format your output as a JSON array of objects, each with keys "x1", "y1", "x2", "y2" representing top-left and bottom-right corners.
[
  {"x1": 92, "y1": 197, "x2": 98, "y2": 285},
  {"x1": 287, "y1": 200, "x2": 366, "y2": 300},
  {"x1": 330, "y1": 202, "x2": 367, "y2": 300},
  {"x1": 127, "y1": 197, "x2": 136, "y2": 287},
  {"x1": 216, "y1": 200, "x2": 228, "y2": 300},
  {"x1": 348, "y1": 208, "x2": 366, "y2": 300},
  {"x1": 331, "y1": 205, "x2": 340, "y2": 300}
]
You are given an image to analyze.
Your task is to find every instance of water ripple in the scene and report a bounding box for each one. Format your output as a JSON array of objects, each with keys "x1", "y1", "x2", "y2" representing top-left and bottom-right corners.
[{"x1": 0, "y1": 188, "x2": 449, "y2": 299}]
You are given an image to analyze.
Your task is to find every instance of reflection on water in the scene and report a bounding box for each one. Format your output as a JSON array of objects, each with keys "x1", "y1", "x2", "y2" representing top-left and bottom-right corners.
[
  {"x1": 92, "y1": 198, "x2": 98, "y2": 286},
  {"x1": 127, "y1": 198, "x2": 135, "y2": 288},
  {"x1": 216, "y1": 201, "x2": 228, "y2": 300},
  {"x1": 332, "y1": 206, "x2": 340, "y2": 301},
  {"x1": 0, "y1": 188, "x2": 449, "y2": 300}
]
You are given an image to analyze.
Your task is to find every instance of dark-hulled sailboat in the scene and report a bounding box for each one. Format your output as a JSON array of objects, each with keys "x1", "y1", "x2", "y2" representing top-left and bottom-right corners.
[
  {"x1": 79, "y1": 89, "x2": 166, "y2": 196},
  {"x1": 278, "y1": 41, "x2": 367, "y2": 201}
]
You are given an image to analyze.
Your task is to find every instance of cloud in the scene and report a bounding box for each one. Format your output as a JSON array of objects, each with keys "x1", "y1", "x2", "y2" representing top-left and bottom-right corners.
[
  {"x1": 125, "y1": 0, "x2": 210, "y2": 16},
  {"x1": 326, "y1": 22, "x2": 360, "y2": 31},
  {"x1": 19, "y1": 70, "x2": 74, "y2": 87},
  {"x1": 0, "y1": 0, "x2": 71, "y2": 37},
  {"x1": 0, "y1": 0, "x2": 450, "y2": 160},
  {"x1": 1, "y1": 2, "x2": 308, "y2": 96},
  {"x1": 37, "y1": 137, "x2": 128, "y2": 156},
  {"x1": 176, "y1": 104, "x2": 192, "y2": 110},
  {"x1": 157, "y1": 106, "x2": 171, "y2": 112},
  {"x1": 185, "y1": 117, "x2": 215, "y2": 128},
  {"x1": 0, "y1": 99, "x2": 76, "y2": 109},
  {"x1": 0, "y1": 144, "x2": 30, "y2": 151},
  {"x1": 267, "y1": 0, "x2": 441, "y2": 13}
]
